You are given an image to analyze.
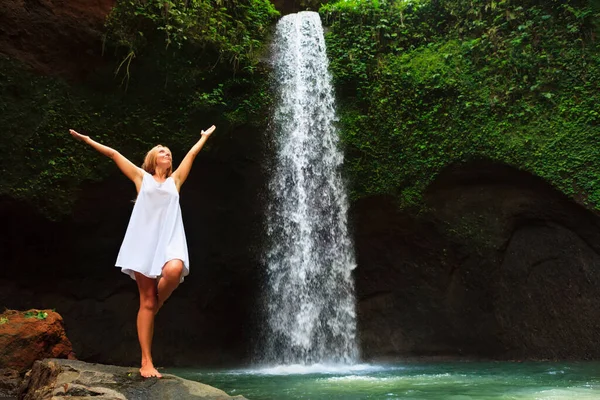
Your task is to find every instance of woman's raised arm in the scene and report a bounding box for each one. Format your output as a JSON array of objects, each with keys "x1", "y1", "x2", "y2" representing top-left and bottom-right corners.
[
  {"x1": 172, "y1": 125, "x2": 216, "y2": 191},
  {"x1": 69, "y1": 129, "x2": 144, "y2": 189}
]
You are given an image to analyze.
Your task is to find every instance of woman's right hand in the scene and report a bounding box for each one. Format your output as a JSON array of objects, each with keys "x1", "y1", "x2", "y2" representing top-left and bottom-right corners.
[{"x1": 69, "y1": 129, "x2": 89, "y2": 142}]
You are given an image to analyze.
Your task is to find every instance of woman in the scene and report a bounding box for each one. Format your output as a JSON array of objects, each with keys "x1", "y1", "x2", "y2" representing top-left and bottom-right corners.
[{"x1": 69, "y1": 125, "x2": 216, "y2": 378}]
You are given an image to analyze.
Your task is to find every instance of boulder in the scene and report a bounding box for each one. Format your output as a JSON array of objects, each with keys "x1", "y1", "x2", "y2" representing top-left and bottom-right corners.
[
  {"x1": 0, "y1": 310, "x2": 74, "y2": 373},
  {"x1": 18, "y1": 359, "x2": 246, "y2": 400},
  {"x1": 0, "y1": 368, "x2": 20, "y2": 398}
]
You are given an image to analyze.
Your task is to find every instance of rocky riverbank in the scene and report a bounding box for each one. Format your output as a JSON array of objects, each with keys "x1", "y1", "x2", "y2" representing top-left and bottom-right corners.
[
  {"x1": 17, "y1": 358, "x2": 246, "y2": 400},
  {"x1": 0, "y1": 309, "x2": 245, "y2": 399}
]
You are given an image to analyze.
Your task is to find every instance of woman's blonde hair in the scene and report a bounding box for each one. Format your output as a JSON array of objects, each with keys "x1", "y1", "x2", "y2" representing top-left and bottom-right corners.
[{"x1": 141, "y1": 145, "x2": 172, "y2": 177}]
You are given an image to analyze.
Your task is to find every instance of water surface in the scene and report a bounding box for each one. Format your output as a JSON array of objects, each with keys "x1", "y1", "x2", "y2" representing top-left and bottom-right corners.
[{"x1": 170, "y1": 362, "x2": 600, "y2": 399}]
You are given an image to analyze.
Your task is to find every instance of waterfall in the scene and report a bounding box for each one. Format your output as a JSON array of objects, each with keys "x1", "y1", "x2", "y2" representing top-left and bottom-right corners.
[{"x1": 263, "y1": 11, "x2": 359, "y2": 365}]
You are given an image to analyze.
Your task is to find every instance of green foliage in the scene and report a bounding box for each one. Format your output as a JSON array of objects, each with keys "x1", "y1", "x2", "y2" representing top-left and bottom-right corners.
[
  {"x1": 24, "y1": 311, "x2": 48, "y2": 320},
  {"x1": 1, "y1": 1, "x2": 278, "y2": 218},
  {"x1": 0, "y1": 55, "x2": 275, "y2": 217},
  {"x1": 0, "y1": 317, "x2": 8, "y2": 325},
  {"x1": 104, "y1": 0, "x2": 279, "y2": 129},
  {"x1": 105, "y1": 0, "x2": 279, "y2": 71},
  {"x1": 321, "y1": 0, "x2": 600, "y2": 209}
]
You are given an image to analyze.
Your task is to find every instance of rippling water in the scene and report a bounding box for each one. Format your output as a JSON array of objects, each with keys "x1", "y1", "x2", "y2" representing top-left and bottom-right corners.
[{"x1": 169, "y1": 362, "x2": 600, "y2": 399}]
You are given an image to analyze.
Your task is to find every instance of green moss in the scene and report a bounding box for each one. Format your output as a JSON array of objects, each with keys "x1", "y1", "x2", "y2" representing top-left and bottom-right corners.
[
  {"x1": 105, "y1": 0, "x2": 279, "y2": 72},
  {"x1": 322, "y1": 0, "x2": 600, "y2": 209},
  {"x1": 0, "y1": 0, "x2": 278, "y2": 218}
]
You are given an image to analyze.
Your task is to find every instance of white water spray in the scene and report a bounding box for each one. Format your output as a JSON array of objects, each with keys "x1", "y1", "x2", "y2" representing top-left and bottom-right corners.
[{"x1": 263, "y1": 11, "x2": 359, "y2": 365}]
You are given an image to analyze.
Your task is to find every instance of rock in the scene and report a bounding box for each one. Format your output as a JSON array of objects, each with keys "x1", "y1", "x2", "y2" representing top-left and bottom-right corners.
[
  {"x1": 18, "y1": 359, "x2": 246, "y2": 400},
  {"x1": 0, "y1": 310, "x2": 74, "y2": 373},
  {"x1": 353, "y1": 161, "x2": 600, "y2": 360},
  {"x1": 0, "y1": 0, "x2": 115, "y2": 78},
  {"x1": 0, "y1": 368, "x2": 21, "y2": 398}
]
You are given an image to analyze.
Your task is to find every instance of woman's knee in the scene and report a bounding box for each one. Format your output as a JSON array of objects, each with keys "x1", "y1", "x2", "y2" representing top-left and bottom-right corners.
[
  {"x1": 140, "y1": 294, "x2": 158, "y2": 312},
  {"x1": 135, "y1": 273, "x2": 158, "y2": 312},
  {"x1": 163, "y1": 259, "x2": 184, "y2": 280}
]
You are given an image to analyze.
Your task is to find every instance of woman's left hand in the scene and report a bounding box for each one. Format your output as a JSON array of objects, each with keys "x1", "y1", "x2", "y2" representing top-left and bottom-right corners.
[{"x1": 201, "y1": 125, "x2": 216, "y2": 137}]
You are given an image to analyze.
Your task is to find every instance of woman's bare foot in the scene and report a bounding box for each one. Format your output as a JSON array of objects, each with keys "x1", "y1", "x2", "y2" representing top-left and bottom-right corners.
[{"x1": 140, "y1": 361, "x2": 162, "y2": 378}]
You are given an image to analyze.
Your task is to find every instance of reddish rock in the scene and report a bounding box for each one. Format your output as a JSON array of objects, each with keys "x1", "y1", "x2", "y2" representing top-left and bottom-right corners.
[{"x1": 0, "y1": 310, "x2": 74, "y2": 373}]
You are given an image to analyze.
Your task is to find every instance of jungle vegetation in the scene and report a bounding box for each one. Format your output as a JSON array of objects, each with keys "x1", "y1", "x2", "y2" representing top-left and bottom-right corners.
[{"x1": 1, "y1": 0, "x2": 599, "y2": 216}]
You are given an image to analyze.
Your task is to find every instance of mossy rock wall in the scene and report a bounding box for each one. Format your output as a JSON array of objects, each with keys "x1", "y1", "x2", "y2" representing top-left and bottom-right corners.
[
  {"x1": 3, "y1": 0, "x2": 600, "y2": 364},
  {"x1": 321, "y1": 0, "x2": 600, "y2": 210}
]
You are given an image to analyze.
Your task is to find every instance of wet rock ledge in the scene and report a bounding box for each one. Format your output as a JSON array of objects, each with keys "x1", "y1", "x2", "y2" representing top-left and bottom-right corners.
[{"x1": 18, "y1": 359, "x2": 245, "y2": 400}]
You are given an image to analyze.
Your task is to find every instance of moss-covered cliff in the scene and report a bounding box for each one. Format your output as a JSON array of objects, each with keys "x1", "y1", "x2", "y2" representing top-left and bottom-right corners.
[
  {"x1": 317, "y1": 0, "x2": 600, "y2": 361},
  {"x1": 0, "y1": 0, "x2": 278, "y2": 367},
  {"x1": 0, "y1": 0, "x2": 278, "y2": 217},
  {"x1": 3, "y1": 0, "x2": 600, "y2": 365},
  {"x1": 8, "y1": 0, "x2": 597, "y2": 216},
  {"x1": 321, "y1": 0, "x2": 600, "y2": 210}
]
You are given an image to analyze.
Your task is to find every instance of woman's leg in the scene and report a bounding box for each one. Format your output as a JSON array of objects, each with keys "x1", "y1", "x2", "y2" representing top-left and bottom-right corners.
[
  {"x1": 157, "y1": 259, "x2": 184, "y2": 311},
  {"x1": 134, "y1": 272, "x2": 162, "y2": 378}
]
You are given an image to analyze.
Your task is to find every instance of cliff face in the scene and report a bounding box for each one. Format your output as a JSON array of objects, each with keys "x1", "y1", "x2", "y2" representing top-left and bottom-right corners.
[
  {"x1": 0, "y1": 0, "x2": 115, "y2": 77},
  {"x1": 0, "y1": 133, "x2": 266, "y2": 367},
  {"x1": 354, "y1": 162, "x2": 600, "y2": 361},
  {"x1": 0, "y1": 0, "x2": 268, "y2": 368},
  {"x1": 2, "y1": 0, "x2": 600, "y2": 368}
]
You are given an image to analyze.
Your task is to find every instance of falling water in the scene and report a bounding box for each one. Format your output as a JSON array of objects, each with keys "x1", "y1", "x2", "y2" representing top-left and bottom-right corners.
[{"x1": 263, "y1": 11, "x2": 359, "y2": 365}]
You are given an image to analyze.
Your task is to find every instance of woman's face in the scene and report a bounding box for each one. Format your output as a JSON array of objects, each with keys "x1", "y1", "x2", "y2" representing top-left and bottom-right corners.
[{"x1": 156, "y1": 147, "x2": 172, "y2": 168}]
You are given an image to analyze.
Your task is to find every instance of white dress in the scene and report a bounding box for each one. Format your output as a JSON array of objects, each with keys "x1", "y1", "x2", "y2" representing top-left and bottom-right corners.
[{"x1": 115, "y1": 172, "x2": 190, "y2": 282}]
